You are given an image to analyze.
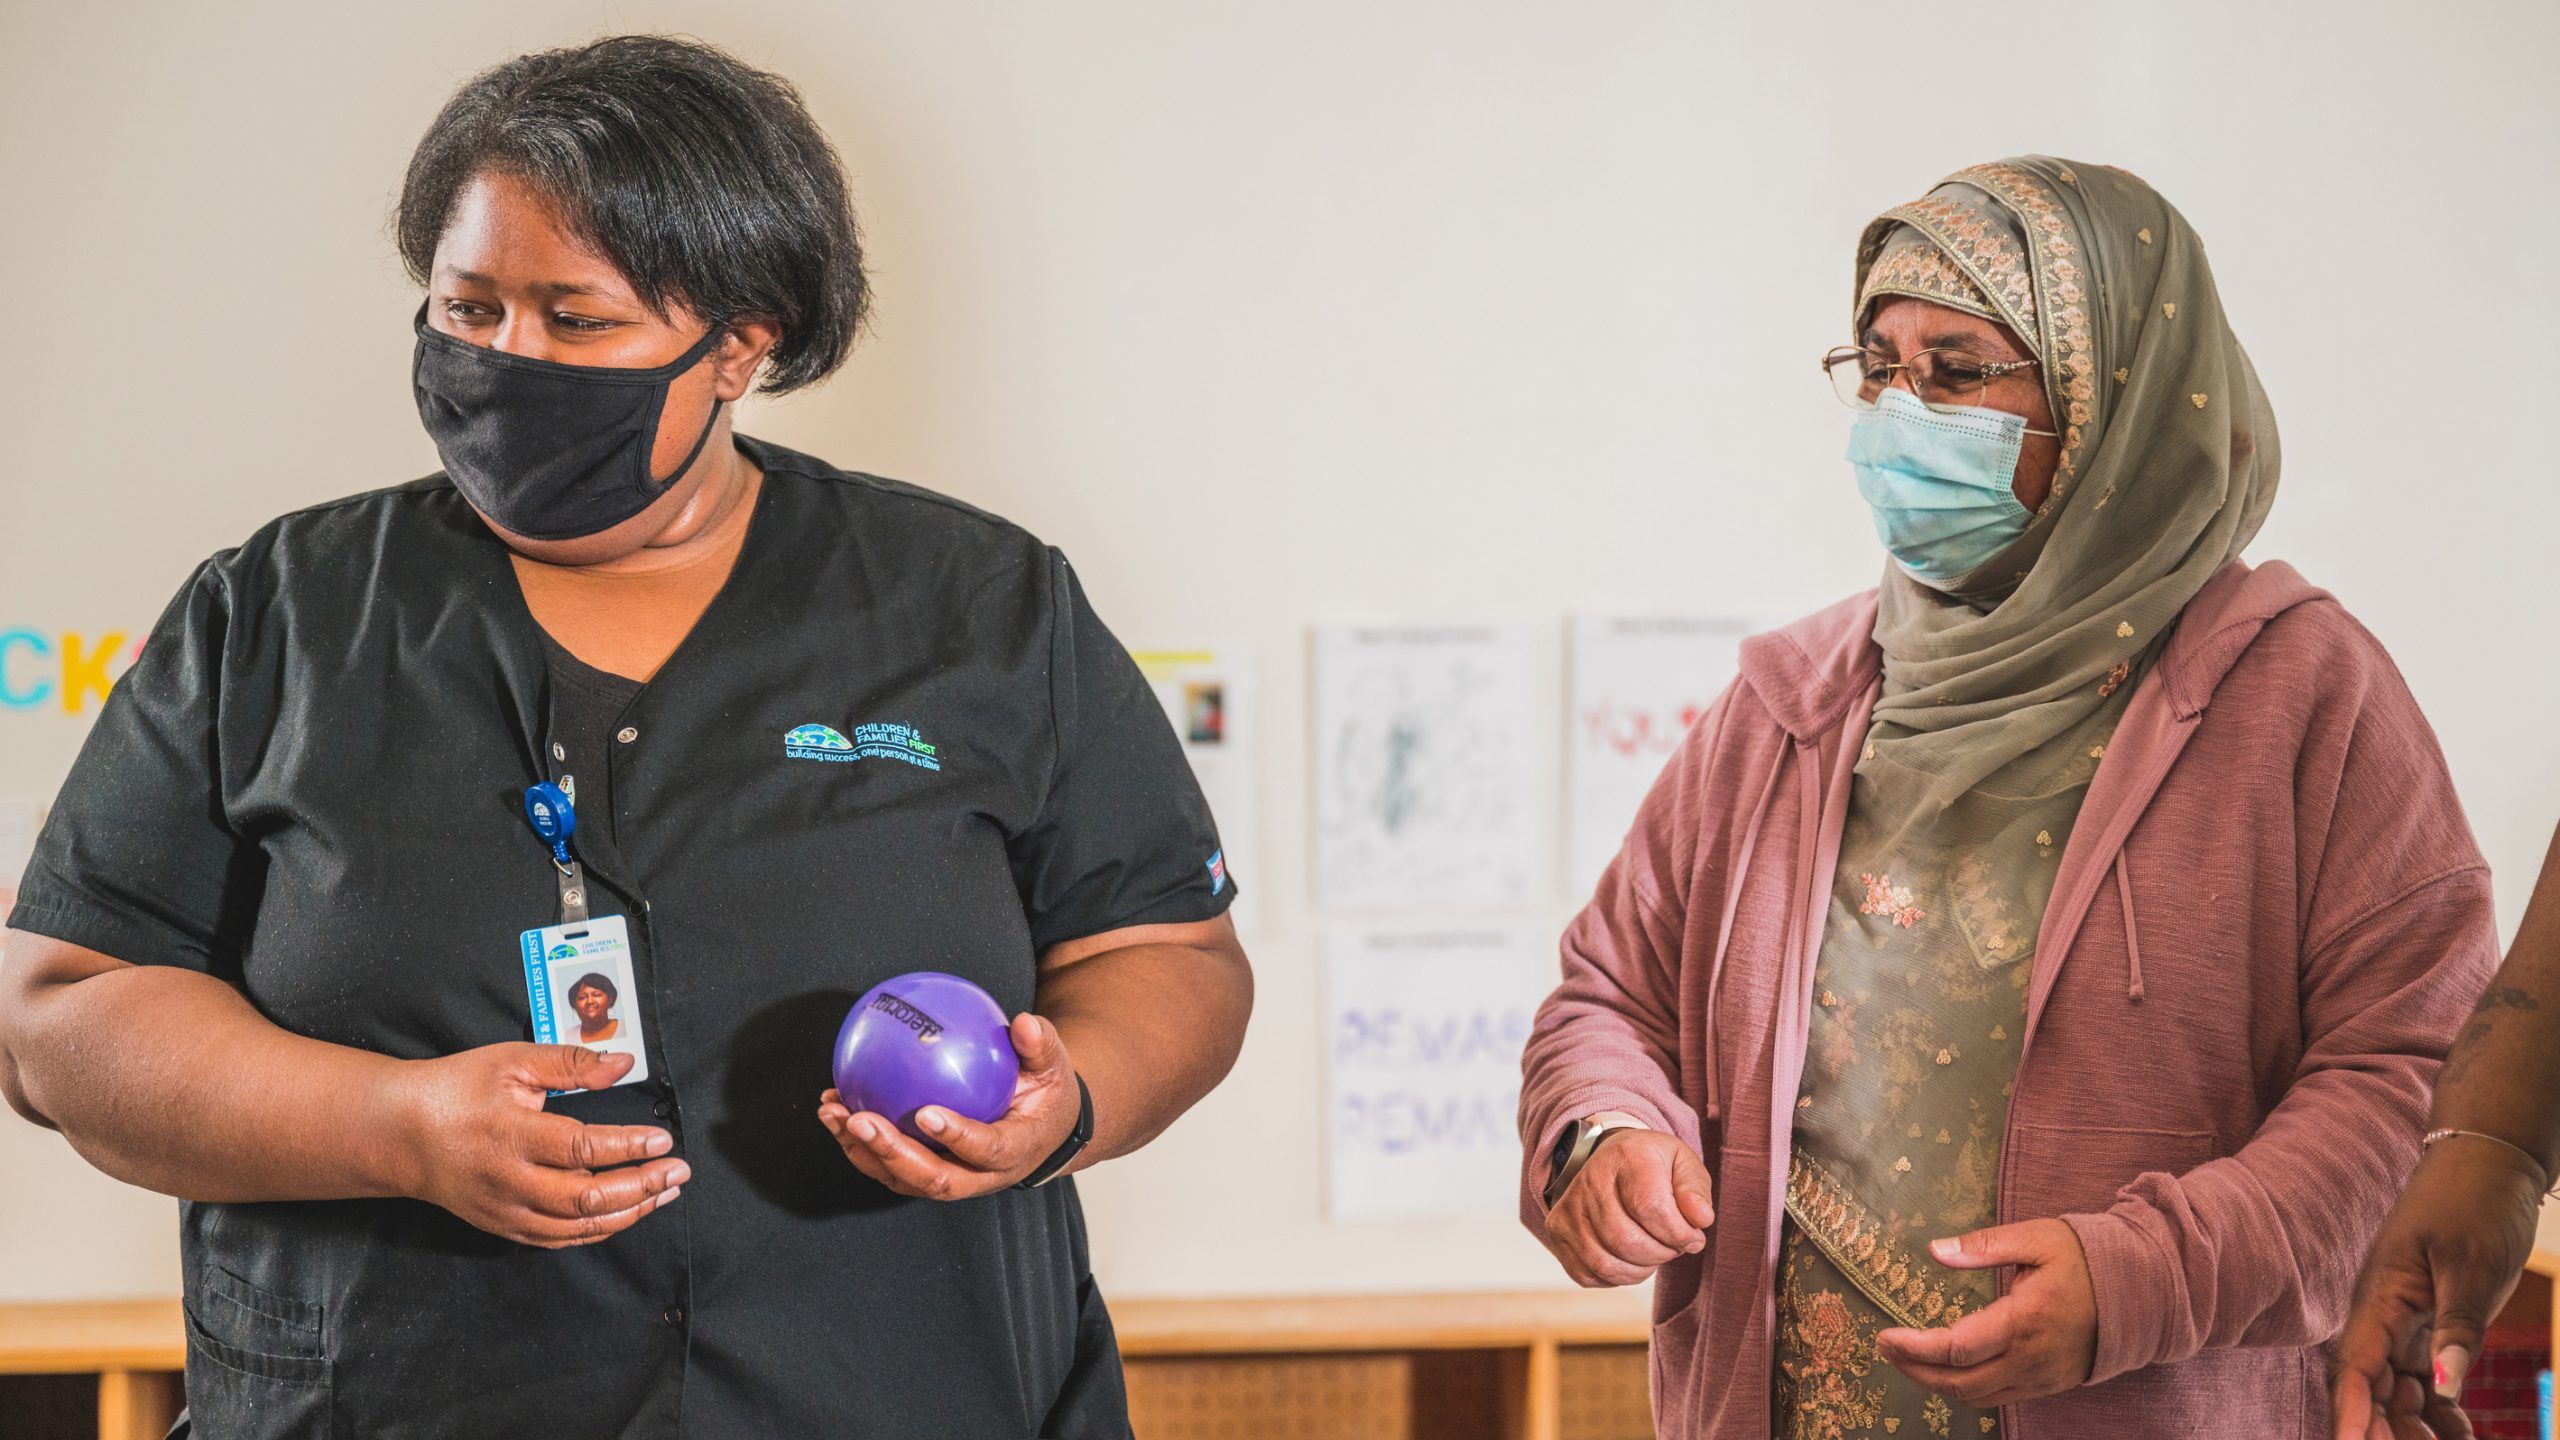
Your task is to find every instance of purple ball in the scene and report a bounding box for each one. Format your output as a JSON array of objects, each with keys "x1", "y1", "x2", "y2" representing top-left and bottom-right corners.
[{"x1": 832, "y1": 971, "x2": 1020, "y2": 1140}]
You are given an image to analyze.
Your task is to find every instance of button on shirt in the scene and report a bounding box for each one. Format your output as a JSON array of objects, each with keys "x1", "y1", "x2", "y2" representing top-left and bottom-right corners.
[
  {"x1": 542, "y1": 633, "x2": 645, "y2": 839},
  {"x1": 9, "y1": 437, "x2": 1236, "y2": 1440}
]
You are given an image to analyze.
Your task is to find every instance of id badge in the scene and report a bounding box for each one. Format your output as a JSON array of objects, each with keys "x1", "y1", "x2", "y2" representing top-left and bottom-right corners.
[{"x1": 521, "y1": 914, "x2": 650, "y2": 1091}]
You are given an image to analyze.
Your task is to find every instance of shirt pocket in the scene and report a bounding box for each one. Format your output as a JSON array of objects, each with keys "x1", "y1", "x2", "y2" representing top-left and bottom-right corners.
[
  {"x1": 186, "y1": 1266, "x2": 333, "y2": 1437},
  {"x1": 2005, "y1": 1123, "x2": 2217, "y2": 1218}
]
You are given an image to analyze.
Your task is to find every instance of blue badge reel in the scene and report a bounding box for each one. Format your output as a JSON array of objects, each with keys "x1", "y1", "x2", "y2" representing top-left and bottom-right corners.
[{"x1": 524, "y1": 782, "x2": 576, "y2": 865}]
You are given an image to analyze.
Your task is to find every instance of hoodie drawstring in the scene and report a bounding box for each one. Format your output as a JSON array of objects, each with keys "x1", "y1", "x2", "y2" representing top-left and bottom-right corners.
[
  {"x1": 1700, "y1": 750, "x2": 1793, "y2": 1123},
  {"x1": 2114, "y1": 848, "x2": 2145, "y2": 1002}
]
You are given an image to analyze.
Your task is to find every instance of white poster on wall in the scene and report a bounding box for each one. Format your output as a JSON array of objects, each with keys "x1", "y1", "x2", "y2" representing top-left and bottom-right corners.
[
  {"x1": 1313, "y1": 624, "x2": 1538, "y2": 910},
  {"x1": 1130, "y1": 647, "x2": 1259, "y2": 933},
  {"x1": 1566, "y1": 615, "x2": 1752, "y2": 899},
  {"x1": 1323, "y1": 926, "x2": 1549, "y2": 1221}
]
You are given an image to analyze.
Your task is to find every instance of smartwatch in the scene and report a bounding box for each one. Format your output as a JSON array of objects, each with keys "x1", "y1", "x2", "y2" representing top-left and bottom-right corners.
[
  {"x1": 1016, "y1": 1074, "x2": 1094, "y2": 1190},
  {"x1": 1542, "y1": 1113, "x2": 1648, "y2": 1208}
]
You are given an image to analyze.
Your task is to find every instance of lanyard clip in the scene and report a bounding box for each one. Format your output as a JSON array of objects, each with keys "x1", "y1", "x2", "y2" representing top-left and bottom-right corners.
[{"x1": 554, "y1": 860, "x2": 590, "y2": 926}]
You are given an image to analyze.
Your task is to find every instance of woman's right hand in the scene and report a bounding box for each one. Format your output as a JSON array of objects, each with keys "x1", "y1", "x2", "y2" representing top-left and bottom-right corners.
[
  {"x1": 1539, "y1": 1129, "x2": 1716, "y2": 1287},
  {"x1": 392, "y1": 1043, "x2": 689, "y2": 1248}
]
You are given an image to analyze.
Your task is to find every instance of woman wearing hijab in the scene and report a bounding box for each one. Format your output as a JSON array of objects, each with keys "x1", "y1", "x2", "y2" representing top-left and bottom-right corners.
[{"x1": 1518, "y1": 157, "x2": 2497, "y2": 1438}]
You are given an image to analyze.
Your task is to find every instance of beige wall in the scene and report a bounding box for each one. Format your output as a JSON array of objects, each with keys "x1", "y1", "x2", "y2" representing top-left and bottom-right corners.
[{"x1": 2, "y1": 0, "x2": 2556, "y2": 1302}]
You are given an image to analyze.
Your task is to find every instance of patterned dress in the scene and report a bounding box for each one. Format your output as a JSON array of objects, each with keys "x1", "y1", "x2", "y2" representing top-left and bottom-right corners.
[
  {"x1": 1772, "y1": 850, "x2": 2031, "y2": 1439},
  {"x1": 1770, "y1": 685, "x2": 2137, "y2": 1439}
]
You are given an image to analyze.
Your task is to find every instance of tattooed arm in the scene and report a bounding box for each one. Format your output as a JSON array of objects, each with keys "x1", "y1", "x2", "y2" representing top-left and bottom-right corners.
[
  {"x1": 2332, "y1": 821, "x2": 2560, "y2": 1440},
  {"x1": 2432, "y1": 980, "x2": 2558, "y2": 1152}
]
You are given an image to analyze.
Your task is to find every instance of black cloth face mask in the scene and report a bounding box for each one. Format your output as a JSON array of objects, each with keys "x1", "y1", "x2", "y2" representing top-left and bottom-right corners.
[{"x1": 412, "y1": 305, "x2": 729, "y2": 541}]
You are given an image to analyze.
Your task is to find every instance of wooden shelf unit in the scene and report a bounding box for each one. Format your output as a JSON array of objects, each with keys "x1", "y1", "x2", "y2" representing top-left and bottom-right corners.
[
  {"x1": 24, "y1": 1273, "x2": 2560, "y2": 1440},
  {"x1": 1115, "y1": 1290, "x2": 1655, "y2": 1440},
  {"x1": 0, "y1": 1289, "x2": 1650, "y2": 1440},
  {"x1": 0, "y1": 1299, "x2": 184, "y2": 1440}
]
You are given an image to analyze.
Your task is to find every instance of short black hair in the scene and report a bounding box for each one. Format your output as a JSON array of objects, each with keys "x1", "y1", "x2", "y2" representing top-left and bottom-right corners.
[
  {"x1": 570, "y1": 973, "x2": 618, "y2": 1006},
  {"x1": 396, "y1": 34, "x2": 867, "y2": 394}
]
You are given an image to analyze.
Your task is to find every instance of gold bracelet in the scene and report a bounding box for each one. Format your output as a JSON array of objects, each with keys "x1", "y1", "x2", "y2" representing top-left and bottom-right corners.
[{"x1": 2422, "y1": 1128, "x2": 2559, "y2": 1195}]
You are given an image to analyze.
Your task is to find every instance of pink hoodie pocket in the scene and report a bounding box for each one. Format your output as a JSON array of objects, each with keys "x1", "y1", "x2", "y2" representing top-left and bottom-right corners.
[
  {"x1": 1651, "y1": 1249, "x2": 1708, "y2": 1327},
  {"x1": 2005, "y1": 1123, "x2": 2215, "y2": 1219}
]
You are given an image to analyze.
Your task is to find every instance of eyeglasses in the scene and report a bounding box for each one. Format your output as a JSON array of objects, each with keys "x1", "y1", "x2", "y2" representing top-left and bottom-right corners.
[{"x1": 1821, "y1": 345, "x2": 2056, "y2": 435}]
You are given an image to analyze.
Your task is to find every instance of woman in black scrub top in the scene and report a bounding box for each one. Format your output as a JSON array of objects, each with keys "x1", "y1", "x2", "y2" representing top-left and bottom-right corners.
[{"x1": 0, "y1": 36, "x2": 1251, "y2": 1440}]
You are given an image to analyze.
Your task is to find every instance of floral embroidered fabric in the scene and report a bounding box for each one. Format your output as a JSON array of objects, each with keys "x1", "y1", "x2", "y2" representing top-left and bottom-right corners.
[
  {"x1": 1772, "y1": 670, "x2": 2142, "y2": 1438},
  {"x1": 1857, "y1": 229, "x2": 2005, "y2": 333},
  {"x1": 1779, "y1": 1234, "x2": 1975, "y2": 1439},
  {"x1": 1786, "y1": 1154, "x2": 1978, "y2": 1332}
]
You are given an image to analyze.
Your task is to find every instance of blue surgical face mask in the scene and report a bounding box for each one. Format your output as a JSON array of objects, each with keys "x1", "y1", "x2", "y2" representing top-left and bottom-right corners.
[{"x1": 1846, "y1": 387, "x2": 2034, "y2": 588}]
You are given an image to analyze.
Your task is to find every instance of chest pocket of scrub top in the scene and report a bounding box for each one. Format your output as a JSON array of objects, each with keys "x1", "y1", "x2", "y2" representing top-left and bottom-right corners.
[{"x1": 185, "y1": 1265, "x2": 334, "y2": 1436}]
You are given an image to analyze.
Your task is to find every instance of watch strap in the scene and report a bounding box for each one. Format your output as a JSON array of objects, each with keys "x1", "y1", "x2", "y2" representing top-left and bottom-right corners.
[
  {"x1": 1016, "y1": 1074, "x2": 1094, "y2": 1190},
  {"x1": 1541, "y1": 1113, "x2": 1646, "y2": 1208}
]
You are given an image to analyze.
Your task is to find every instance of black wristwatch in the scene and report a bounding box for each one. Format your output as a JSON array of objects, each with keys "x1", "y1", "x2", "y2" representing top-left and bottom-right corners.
[{"x1": 1016, "y1": 1074, "x2": 1094, "y2": 1190}]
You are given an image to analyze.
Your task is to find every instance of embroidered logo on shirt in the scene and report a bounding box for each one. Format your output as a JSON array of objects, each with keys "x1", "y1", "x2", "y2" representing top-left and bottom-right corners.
[
  {"x1": 783, "y1": 721, "x2": 942, "y2": 771},
  {"x1": 783, "y1": 723, "x2": 853, "y2": 757},
  {"x1": 1206, "y1": 850, "x2": 1227, "y2": 895}
]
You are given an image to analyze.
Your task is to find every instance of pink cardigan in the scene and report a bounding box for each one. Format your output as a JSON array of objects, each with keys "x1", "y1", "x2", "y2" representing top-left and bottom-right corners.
[{"x1": 1519, "y1": 562, "x2": 2497, "y2": 1438}]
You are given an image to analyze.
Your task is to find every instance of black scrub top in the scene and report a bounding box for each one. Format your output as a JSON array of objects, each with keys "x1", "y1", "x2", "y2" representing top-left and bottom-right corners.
[{"x1": 8, "y1": 436, "x2": 1237, "y2": 1440}]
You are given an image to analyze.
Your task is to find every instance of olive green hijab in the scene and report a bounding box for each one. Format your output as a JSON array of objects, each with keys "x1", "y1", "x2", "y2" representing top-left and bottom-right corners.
[{"x1": 1849, "y1": 156, "x2": 2282, "y2": 959}]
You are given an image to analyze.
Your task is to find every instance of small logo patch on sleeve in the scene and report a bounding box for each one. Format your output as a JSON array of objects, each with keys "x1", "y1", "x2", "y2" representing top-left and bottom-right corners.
[{"x1": 1206, "y1": 850, "x2": 1227, "y2": 895}]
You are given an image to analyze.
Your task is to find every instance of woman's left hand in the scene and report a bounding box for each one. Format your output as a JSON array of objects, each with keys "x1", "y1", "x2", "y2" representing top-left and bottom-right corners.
[
  {"x1": 1875, "y1": 1219, "x2": 2099, "y2": 1408},
  {"x1": 2330, "y1": 1137, "x2": 2545, "y2": 1440},
  {"x1": 818, "y1": 1013, "x2": 1081, "y2": 1200}
]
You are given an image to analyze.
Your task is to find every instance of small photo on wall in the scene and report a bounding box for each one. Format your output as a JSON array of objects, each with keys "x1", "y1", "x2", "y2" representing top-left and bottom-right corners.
[{"x1": 1184, "y1": 682, "x2": 1225, "y2": 744}]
